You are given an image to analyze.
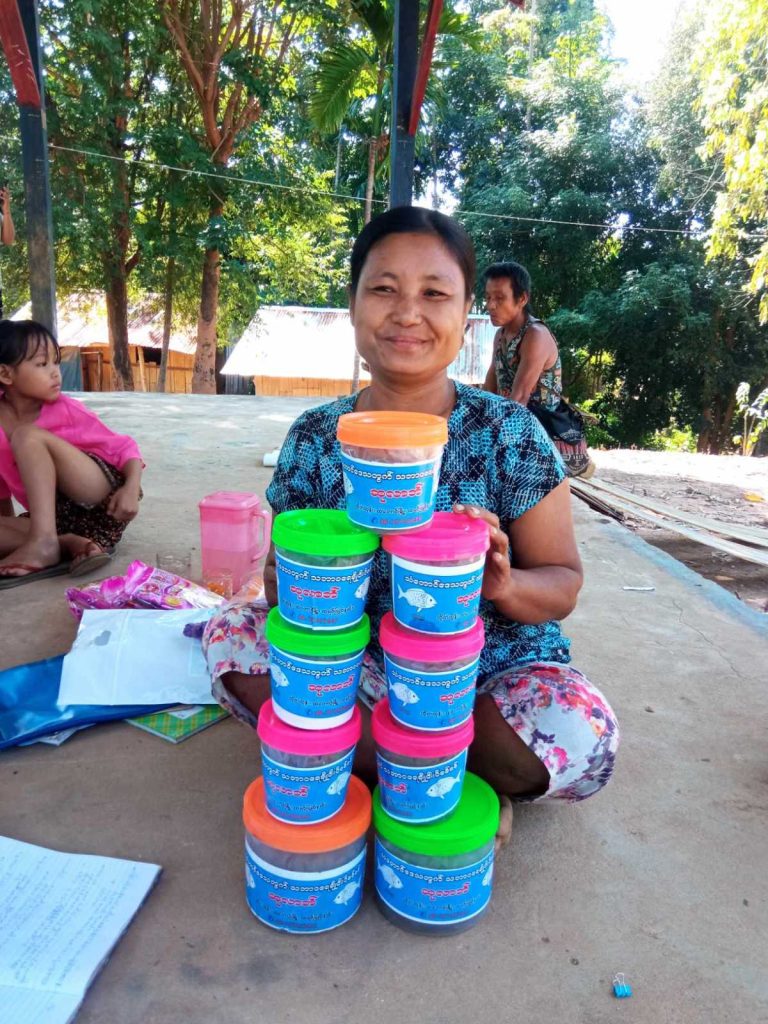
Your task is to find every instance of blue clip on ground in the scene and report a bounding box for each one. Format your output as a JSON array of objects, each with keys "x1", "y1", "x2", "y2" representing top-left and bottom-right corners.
[{"x1": 613, "y1": 973, "x2": 632, "y2": 999}]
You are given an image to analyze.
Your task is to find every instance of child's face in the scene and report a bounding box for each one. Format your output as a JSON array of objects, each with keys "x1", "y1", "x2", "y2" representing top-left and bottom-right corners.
[
  {"x1": 0, "y1": 338, "x2": 62, "y2": 403},
  {"x1": 485, "y1": 278, "x2": 528, "y2": 328}
]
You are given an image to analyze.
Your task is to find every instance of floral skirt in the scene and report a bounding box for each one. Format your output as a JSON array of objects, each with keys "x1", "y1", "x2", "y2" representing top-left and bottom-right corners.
[{"x1": 202, "y1": 602, "x2": 619, "y2": 803}]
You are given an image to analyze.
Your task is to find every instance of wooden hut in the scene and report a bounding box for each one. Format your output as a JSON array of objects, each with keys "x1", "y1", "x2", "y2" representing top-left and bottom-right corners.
[
  {"x1": 11, "y1": 293, "x2": 196, "y2": 393},
  {"x1": 221, "y1": 306, "x2": 496, "y2": 397}
]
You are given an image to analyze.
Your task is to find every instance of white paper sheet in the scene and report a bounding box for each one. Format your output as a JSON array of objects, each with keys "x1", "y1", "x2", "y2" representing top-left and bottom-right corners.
[
  {"x1": 0, "y1": 837, "x2": 161, "y2": 1024},
  {"x1": 58, "y1": 607, "x2": 217, "y2": 707}
]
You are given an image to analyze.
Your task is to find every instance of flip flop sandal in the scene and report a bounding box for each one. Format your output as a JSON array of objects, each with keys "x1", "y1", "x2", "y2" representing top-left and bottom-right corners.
[
  {"x1": 68, "y1": 549, "x2": 113, "y2": 578},
  {"x1": 0, "y1": 561, "x2": 72, "y2": 590}
]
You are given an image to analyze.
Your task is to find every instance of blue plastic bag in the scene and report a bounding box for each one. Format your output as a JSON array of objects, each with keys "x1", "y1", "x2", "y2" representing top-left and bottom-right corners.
[{"x1": 0, "y1": 656, "x2": 172, "y2": 751}]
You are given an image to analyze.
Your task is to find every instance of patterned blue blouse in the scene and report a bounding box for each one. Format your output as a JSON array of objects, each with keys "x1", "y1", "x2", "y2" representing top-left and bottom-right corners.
[{"x1": 266, "y1": 381, "x2": 571, "y2": 681}]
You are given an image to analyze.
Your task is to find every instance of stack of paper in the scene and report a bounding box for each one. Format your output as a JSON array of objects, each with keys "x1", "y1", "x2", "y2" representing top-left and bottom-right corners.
[{"x1": 0, "y1": 837, "x2": 161, "y2": 1024}]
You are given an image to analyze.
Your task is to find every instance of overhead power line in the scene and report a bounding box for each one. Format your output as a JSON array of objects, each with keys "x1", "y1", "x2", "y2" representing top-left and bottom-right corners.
[{"x1": 0, "y1": 140, "x2": 757, "y2": 242}]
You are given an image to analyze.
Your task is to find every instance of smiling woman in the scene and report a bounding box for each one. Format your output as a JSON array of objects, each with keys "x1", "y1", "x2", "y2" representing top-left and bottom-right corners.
[{"x1": 202, "y1": 207, "x2": 620, "y2": 827}]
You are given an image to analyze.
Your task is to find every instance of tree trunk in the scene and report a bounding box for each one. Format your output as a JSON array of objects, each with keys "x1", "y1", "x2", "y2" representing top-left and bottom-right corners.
[
  {"x1": 105, "y1": 274, "x2": 134, "y2": 391},
  {"x1": 696, "y1": 406, "x2": 713, "y2": 453},
  {"x1": 158, "y1": 255, "x2": 175, "y2": 393},
  {"x1": 350, "y1": 139, "x2": 379, "y2": 394},
  {"x1": 192, "y1": 198, "x2": 224, "y2": 395}
]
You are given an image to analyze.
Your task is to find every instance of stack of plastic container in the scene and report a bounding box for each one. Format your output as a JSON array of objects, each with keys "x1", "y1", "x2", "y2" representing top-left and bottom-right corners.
[
  {"x1": 242, "y1": 508, "x2": 379, "y2": 934},
  {"x1": 337, "y1": 411, "x2": 501, "y2": 935}
]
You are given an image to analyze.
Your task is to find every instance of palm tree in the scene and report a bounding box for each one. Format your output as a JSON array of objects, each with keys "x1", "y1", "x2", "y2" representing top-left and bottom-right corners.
[{"x1": 309, "y1": 1, "x2": 477, "y2": 388}]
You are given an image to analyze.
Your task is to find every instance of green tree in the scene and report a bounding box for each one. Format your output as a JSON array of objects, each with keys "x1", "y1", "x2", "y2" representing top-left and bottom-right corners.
[
  {"x1": 161, "y1": 0, "x2": 340, "y2": 392},
  {"x1": 694, "y1": 0, "x2": 768, "y2": 321},
  {"x1": 42, "y1": 0, "x2": 167, "y2": 389}
]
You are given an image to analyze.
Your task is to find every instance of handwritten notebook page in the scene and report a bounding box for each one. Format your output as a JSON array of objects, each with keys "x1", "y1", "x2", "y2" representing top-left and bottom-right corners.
[{"x1": 0, "y1": 837, "x2": 161, "y2": 1024}]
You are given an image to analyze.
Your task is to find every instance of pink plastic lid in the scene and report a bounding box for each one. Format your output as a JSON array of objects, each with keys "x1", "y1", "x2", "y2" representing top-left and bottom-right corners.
[
  {"x1": 199, "y1": 491, "x2": 263, "y2": 511},
  {"x1": 372, "y1": 698, "x2": 475, "y2": 757},
  {"x1": 257, "y1": 699, "x2": 362, "y2": 755},
  {"x1": 379, "y1": 611, "x2": 485, "y2": 663},
  {"x1": 382, "y1": 512, "x2": 490, "y2": 562}
]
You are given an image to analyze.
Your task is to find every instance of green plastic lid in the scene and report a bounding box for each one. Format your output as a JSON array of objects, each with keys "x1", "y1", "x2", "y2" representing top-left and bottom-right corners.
[
  {"x1": 373, "y1": 772, "x2": 500, "y2": 856},
  {"x1": 266, "y1": 606, "x2": 370, "y2": 656},
  {"x1": 272, "y1": 509, "x2": 379, "y2": 557}
]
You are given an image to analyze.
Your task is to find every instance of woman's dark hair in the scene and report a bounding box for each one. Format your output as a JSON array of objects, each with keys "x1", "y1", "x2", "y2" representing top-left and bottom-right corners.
[
  {"x1": 484, "y1": 261, "x2": 532, "y2": 313},
  {"x1": 0, "y1": 319, "x2": 61, "y2": 367},
  {"x1": 350, "y1": 206, "x2": 476, "y2": 300}
]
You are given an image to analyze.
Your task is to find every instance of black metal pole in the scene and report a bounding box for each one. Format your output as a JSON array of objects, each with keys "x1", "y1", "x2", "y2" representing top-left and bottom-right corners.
[
  {"x1": 17, "y1": 0, "x2": 57, "y2": 335},
  {"x1": 390, "y1": 0, "x2": 420, "y2": 208}
]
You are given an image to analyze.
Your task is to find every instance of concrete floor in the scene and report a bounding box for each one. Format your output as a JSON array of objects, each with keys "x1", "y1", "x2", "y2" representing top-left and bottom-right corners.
[{"x1": 2, "y1": 393, "x2": 767, "y2": 1024}]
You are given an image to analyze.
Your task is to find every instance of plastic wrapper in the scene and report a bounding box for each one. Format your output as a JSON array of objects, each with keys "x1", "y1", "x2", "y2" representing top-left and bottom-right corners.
[
  {"x1": 246, "y1": 832, "x2": 365, "y2": 874},
  {"x1": 66, "y1": 560, "x2": 223, "y2": 619},
  {"x1": 261, "y1": 742, "x2": 354, "y2": 770},
  {"x1": 339, "y1": 443, "x2": 444, "y2": 464},
  {"x1": 0, "y1": 655, "x2": 173, "y2": 750}
]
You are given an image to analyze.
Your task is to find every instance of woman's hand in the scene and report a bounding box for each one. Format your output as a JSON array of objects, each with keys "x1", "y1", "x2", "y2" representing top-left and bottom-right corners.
[
  {"x1": 264, "y1": 543, "x2": 278, "y2": 607},
  {"x1": 452, "y1": 503, "x2": 512, "y2": 604},
  {"x1": 453, "y1": 483, "x2": 583, "y2": 625},
  {"x1": 107, "y1": 484, "x2": 140, "y2": 522}
]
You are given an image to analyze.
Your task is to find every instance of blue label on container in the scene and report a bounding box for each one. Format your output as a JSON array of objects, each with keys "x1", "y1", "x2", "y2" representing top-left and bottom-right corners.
[
  {"x1": 375, "y1": 839, "x2": 493, "y2": 926},
  {"x1": 376, "y1": 749, "x2": 468, "y2": 822},
  {"x1": 269, "y1": 646, "x2": 363, "y2": 722},
  {"x1": 390, "y1": 555, "x2": 485, "y2": 634},
  {"x1": 261, "y1": 749, "x2": 355, "y2": 824},
  {"x1": 275, "y1": 553, "x2": 373, "y2": 630},
  {"x1": 245, "y1": 844, "x2": 365, "y2": 933},
  {"x1": 384, "y1": 655, "x2": 479, "y2": 731},
  {"x1": 340, "y1": 452, "x2": 441, "y2": 532}
]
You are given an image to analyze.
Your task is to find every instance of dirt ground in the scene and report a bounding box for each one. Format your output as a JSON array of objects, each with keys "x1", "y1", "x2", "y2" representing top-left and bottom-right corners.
[{"x1": 591, "y1": 449, "x2": 768, "y2": 614}]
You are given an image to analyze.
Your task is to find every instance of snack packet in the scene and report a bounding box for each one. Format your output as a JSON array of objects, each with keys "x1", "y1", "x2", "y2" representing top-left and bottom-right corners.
[{"x1": 66, "y1": 560, "x2": 224, "y2": 619}]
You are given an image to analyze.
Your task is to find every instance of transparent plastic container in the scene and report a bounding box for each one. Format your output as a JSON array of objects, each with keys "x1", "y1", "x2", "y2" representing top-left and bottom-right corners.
[
  {"x1": 244, "y1": 775, "x2": 371, "y2": 934},
  {"x1": 272, "y1": 509, "x2": 379, "y2": 630},
  {"x1": 336, "y1": 412, "x2": 448, "y2": 534},
  {"x1": 265, "y1": 608, "x2": 370, "y2": 729},
  {"x1": 382, "y1": 512, "x2": 490, "y2": 634},
  {"x1": 379, "y1": 612, "x2": 485, "y2": 730},
  {"x1": 373, "y1": 773, "x2": 499, "y2": 935},
  {"x1": 371, "y1": 698, "x2": 474, "y2": 823},
  {"x1": 257, "y1": 700, "x2": 362, "y2": 824},
  {"x1": 198, "y1": 491, "x2": 271, "y2": 592}
]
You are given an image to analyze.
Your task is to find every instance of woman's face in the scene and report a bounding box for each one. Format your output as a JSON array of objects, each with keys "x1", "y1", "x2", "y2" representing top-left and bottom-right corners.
[
  {"x1": 350, "y1": 232, "x2": 473, "y2": 386},
  {"x1": 485, "y1": 277, "x2": 528, "y2": 328}
]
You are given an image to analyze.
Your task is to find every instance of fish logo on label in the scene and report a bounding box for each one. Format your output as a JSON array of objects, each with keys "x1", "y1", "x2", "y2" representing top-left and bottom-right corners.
[
  {"x1": 426, "y1": 774, "x2": 463, "y2": 799},
  {"x1": 271, "y1": 665, "x2": 290, "y2": 688},
  {"x1": 333, "y1": 881, "x2": 360, "y2": 906},
  {"x1": 378, "y1": 864, "x2": 404, "y2": 890},
  {"x1": 354, "y1": 578, "x2": 370, "y2": 600},
  {"x1": 390, "y1": 682, "x2": 419, "y2": 705},
  {"x1": 245, "y1": 864, "x2": 256, "y2": 889},
  {"x1": 482, "y1": 865, "x2": 493, "y2": 887},
  {"x1": 397, "y1": 586, "x2": 437, "y2": 613},
  {"x1": 326, "y1": 771, "x2": 351, "y2": 796},
  {"x1": 343, "y1": 473, "x2": 355, "y2": 496}
]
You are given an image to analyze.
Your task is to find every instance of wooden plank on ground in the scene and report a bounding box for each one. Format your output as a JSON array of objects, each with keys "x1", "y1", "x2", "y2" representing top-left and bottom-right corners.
[
  {"x1": 586, "y1": 477, "x2": 768, "y2": 548},
  {"x1": 571, "y1": 479, "x2": 768, "y2": 569}
]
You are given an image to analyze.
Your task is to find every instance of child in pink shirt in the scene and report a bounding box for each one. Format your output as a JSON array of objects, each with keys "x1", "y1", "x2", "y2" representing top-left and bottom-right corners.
[{"x1": 0, "y1": 319, "x2": 144, "y2": 585}]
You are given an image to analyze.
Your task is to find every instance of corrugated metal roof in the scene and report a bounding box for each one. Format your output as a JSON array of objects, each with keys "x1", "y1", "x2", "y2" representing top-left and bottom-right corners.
[
  {"x1": 222, "y1": 305, "x2": 496, "y2": 383},
  {"x1": 11, "y1": 293, "x2": 197, "y2": 355}
]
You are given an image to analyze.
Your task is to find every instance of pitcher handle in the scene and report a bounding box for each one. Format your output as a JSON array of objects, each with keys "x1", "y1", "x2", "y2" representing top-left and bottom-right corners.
[{"x1": 251, "y1": 507, "x2": 272, "y2": 562}]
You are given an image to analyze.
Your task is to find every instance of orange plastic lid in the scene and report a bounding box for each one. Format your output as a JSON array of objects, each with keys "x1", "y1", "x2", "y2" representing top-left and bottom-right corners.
[
  {"x1": 337, "y1": 411, "x2": 448, "y2": 449},
  {"x1": 243, "y1": 775, "x2": 371, "y2": 853}
]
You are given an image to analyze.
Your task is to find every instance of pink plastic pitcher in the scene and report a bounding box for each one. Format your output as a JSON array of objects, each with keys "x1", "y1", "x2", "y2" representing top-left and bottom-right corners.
[{"x1": 198, "y1": 491, "x2": 272, "y2": 592}]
